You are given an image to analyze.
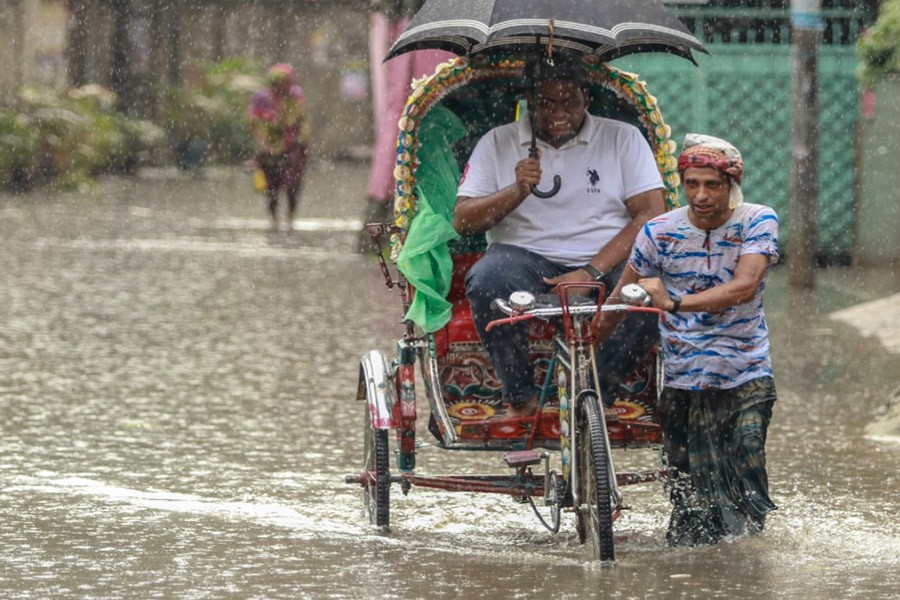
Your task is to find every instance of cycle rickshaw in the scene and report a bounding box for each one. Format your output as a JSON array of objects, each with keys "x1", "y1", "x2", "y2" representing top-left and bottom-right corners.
[{"x1": 344, "y1": 54, "x2": 682, "y2": 562}]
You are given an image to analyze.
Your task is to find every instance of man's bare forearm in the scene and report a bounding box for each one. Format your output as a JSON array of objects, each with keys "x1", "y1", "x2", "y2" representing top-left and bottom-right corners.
[{"x1": 453, "y1": 185, "x2": 528, "y2": 235}]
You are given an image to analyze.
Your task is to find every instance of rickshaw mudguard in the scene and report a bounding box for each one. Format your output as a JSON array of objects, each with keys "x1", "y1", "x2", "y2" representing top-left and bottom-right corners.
[{"x1": 357, "y1": 350, "x2": 396, "y2": 430}]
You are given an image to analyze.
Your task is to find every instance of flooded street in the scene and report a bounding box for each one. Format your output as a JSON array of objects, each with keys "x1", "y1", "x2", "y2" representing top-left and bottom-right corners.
[{"x1": 1, "y1": 162, "x2": 898, "y2": 599}]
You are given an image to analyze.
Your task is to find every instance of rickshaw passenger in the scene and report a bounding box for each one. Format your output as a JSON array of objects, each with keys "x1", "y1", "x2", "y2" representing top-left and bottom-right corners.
[
  {"x1": 596, "y1": 134, "x2": 779, "y2": 546},
  {"x1": 454, "y1": 49, "x2": 666, "y2": 418}
]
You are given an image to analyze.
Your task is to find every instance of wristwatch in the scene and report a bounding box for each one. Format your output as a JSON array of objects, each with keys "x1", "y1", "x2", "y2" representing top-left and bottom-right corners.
[
  {"x1": 668, "y1": 295, "x2": 682, "y2": 314},
  {"x1": 582, "y1": 264, "x2": 606, "y2": 282}
]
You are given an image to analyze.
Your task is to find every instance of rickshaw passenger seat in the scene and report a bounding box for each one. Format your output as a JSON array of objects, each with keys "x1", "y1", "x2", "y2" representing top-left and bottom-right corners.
[
  {"x1": 447, "y1": 252, "x2": 481, "y2": 302},
  {"x1": 433, "y1": 252, "x2": 482, "y2": 355},
  {"x1": 433, "y1": 248, "x2": 555, "y2": 357}
]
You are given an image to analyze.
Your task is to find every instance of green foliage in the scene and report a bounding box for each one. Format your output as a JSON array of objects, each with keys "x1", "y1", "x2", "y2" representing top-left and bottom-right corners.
[
  {"x1": 159, "y1": 57, "x2": 262, "y2": 167},
  {"x1": 0, "y1": 58, "x2": 265, "y2": 189},
  {"x1": 0, "y1": 112, "x2": 37, "y2": 189},
  {"x1": 0, "y1": 84, "x2": 164, "y2": 190},
  {"x1": 857, "y1": 0, "x2": 900, "y2": 86}
]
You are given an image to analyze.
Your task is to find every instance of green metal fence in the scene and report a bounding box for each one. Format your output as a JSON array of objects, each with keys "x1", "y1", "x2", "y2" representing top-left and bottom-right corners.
[
  {"x1": 615, "y1": 45, "x2": 860, "y2": 260},
  {"x1": 667, "y1": 2, "x2": 876, "y2": 46},
  {"x1": 608, "y1": 1, "x2": 876, "y2": 261}
]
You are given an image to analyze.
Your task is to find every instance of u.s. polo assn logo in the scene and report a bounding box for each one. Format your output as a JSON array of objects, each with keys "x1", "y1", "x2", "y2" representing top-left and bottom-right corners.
[{"x1": 586, "y1": 167, "x2": 601, "y2": 193}]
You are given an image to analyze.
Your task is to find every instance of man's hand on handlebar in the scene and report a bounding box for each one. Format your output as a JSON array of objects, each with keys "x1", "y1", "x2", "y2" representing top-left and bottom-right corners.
[
  {"x1": 636, "y1": 278, "x2": 673, "y2": 311},
  {"x1": 589, "y1": 282, "x2": 655, "y2": 340}
]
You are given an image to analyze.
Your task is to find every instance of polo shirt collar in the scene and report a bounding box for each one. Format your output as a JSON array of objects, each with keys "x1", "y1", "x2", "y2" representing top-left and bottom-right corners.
[{"x1": 517, "y1": 111, "x2": 595, "y2": 148}]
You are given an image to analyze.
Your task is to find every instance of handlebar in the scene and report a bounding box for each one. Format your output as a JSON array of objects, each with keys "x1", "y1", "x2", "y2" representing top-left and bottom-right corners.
[{"x1": 485, "y1": 284, "x2": 664, "y2": 332}]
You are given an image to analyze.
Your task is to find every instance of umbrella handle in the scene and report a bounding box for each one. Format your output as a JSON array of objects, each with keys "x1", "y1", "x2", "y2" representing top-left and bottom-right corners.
[
  {"x1": 531, "y1": 177, "x2": 561, "y2": 199},
  {"x1": 528, "y1": 115, "x2": 561, "y2": 199},
  {"x1": 528, "y1": 138, "x2": 562, "y2": 198}
]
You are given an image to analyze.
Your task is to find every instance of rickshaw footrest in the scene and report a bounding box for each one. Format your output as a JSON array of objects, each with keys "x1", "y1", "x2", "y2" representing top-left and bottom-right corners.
[{"x1": 503, "y1": 449, "x2": 544, "y2": 468}]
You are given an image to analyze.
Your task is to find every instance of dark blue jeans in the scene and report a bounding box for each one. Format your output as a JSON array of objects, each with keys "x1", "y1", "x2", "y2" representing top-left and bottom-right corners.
[{"x1": 465, "y1": 243, "x2": 659, "y2": 407}]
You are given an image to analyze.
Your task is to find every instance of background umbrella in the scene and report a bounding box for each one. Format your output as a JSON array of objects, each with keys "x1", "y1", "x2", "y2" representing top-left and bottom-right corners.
[{"x1": 385, "y1": 0, "x2": 705, "y2": 197}]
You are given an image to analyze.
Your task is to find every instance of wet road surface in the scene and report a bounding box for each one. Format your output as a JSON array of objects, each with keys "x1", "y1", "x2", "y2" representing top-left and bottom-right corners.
[{"x1": 1, "y1": 163, "x2": 898, "y2": 599}]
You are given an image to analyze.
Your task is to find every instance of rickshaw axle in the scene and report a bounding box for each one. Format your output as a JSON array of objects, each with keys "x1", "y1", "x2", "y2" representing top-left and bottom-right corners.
[
  {"x1": 396, "y1": 473, "x2": 544, "y2": 497},
  {"x1": 345, "y1": 470, "x2": 663, "y2": 490}
]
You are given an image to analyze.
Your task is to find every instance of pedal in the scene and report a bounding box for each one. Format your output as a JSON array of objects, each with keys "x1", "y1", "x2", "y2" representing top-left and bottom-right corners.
[{"x1": 503, "y1": 449, "x2": 543, "y2": 468}]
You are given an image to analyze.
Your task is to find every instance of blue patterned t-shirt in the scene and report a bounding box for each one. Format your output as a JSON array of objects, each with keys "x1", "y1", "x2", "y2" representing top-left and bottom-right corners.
[{"x1": 630, "y1": 204, "x2": 779, "y2": 390}]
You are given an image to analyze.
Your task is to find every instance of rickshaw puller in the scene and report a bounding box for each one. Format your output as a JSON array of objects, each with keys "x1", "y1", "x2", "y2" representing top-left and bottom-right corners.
[{"x1": 596, "y1": 133, "x2": 779, "y2": 546}]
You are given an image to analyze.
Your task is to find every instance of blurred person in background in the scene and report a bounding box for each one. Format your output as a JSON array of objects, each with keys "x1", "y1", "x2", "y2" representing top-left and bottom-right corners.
[{"x1": 249, "y1": 63, "x2": 311, "y2": 232}]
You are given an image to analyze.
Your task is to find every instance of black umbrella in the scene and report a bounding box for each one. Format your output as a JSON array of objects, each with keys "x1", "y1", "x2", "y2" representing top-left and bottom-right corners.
[
  {"x1": 386, "y1": 0, "x2": 704, "y2": 197},
  {"x1": 385, "y1": 0, "x2": 706, "y2": 63}
]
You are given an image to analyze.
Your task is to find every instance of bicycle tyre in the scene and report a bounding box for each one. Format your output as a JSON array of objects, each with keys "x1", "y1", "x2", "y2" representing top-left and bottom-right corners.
[
  {"x1": 364, "y1": 407, "x2": 391, "y2": 532},
  {"x1": 576, "y1": 395, "x2": 615, "y2": 562}
]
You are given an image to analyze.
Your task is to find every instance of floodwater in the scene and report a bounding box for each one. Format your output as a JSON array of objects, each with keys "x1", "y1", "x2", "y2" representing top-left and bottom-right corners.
[{"x1": 1, "y1": 163, "x2": 898, "y2": 599}]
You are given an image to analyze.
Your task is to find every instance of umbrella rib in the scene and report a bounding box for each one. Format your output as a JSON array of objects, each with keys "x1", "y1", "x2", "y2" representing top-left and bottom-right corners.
[
  {"x1": 473, "y1": 37, "x2": 604, "y2": 55},
  {"x1": 389, "y1": 1, "x2": 707, "y2": 61},
  {"x1": 492, "y1": 19, "x2": 702, "y2": 46},
  {"x1": 395, "y1": 18, "x2": 701, "y2": 48},
  {"x1": 604, "y1": 22, "x2": 703, "y2": 45},
  {"x1": 395, "y1": 19, "x2": 491, "y2": 42}
]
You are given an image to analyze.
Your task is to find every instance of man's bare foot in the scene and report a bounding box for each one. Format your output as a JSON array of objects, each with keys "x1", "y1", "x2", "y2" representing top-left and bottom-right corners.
[
  {"x1": 604, "y1": 405, "x2": 620, "y2": 421},
  {"x1": 505, "y1": 395, "x2": 539, "y2": 418}
]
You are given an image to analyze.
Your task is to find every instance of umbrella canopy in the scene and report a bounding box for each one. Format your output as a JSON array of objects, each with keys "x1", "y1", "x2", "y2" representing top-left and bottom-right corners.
[{"x1": 385, "y1": 0, "x2": 706, "y2": 63}]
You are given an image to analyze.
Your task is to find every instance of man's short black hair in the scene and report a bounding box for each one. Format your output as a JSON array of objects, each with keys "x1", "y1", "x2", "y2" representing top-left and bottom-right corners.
[{"x1": 522, "y1": 48, "x2": 588, "y2": 91}]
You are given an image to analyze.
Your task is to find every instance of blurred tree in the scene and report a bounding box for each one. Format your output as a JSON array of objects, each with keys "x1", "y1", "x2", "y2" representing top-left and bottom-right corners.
[{"x1": 857, "y1": 0, "x2": 900, "y2": 86}]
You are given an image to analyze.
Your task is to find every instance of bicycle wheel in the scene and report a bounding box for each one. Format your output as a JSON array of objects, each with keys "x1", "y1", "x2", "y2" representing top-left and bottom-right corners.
[
  {"x1": 575, "y1": 395, "x2": 615, "y2": 562},
  {"x1": 363, "y1": 406, "x2": 391, "y2": 532}
]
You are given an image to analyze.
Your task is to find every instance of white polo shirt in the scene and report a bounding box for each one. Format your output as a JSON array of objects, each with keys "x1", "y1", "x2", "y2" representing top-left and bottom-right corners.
[{"x1": 457, "y1": 113, "x2": 663, "y2": 266}]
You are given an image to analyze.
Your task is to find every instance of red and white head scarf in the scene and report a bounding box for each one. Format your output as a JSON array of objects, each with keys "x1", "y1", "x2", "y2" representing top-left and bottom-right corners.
[{"x1": 677, "y1": 133, "x2": 744, "y2": 208}]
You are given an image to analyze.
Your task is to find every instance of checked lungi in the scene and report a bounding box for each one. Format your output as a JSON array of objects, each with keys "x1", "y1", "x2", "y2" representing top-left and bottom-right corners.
[{"x1": 657, "y1": 376, "x2": 778, "y2": 547}]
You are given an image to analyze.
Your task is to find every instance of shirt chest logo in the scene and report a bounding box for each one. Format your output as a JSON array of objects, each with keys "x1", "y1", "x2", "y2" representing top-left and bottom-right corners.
[{"x1": 586, "y1": 167, "x2": 602, "y2": 193}]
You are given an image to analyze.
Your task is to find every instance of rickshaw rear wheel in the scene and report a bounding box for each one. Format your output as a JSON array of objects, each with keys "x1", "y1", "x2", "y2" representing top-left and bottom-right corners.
[
  {"x1": 575, "y1": 395, "x2": 615, "y2": 562},
  {"x1": 364, "y1": 407, "x2": 391, "y2": 533}
]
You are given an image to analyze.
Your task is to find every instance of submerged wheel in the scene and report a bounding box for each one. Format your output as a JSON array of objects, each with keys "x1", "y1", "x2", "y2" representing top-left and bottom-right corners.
[
  {"x1": 363, "y1": 406, "x2": 391, "y2": 532},
  {"x1": 575, "y1": 395, "x2": 615, "y2": 562}
]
